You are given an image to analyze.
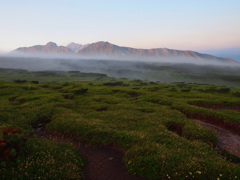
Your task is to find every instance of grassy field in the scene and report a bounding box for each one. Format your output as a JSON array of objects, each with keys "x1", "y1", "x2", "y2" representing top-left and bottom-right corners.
[{"x1": 1, "y1": 69, "x2": 240, "y2": 179}]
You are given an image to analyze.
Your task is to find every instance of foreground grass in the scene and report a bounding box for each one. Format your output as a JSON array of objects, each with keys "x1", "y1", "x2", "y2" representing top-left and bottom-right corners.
[
  {"x1": 1, "y1": 75, "x2": 240, "y2": 179},
  {"x1": 1, "y1": 139, "x2": 85, "y2": 180}
]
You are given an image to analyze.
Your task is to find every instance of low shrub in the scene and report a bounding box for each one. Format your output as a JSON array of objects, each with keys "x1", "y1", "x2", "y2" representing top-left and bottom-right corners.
[
  {"x1": 30, "y1": 81, "x2": 39, "y2": 84},
  {"x1": 0, "y1": 126, "x2": 28, "y2": 164},
  {"x1": 13, "y1": 79, "x2": 26, "y2": 83},
  {"x1": 62, "y1": 93, "x2": 74, "y2": 99},
  {"x1": 181, "y1": 88, "x2": 191, "y2": 92},
  {"x1": 73, "y1": 88, "x2": 88, "y2": 95},
  {"x1": 103, "y1": 81, "x2": 128, "y2": 86},
  {"x1": 218, "y1": 87, "x2": 230, "y2": 93}
]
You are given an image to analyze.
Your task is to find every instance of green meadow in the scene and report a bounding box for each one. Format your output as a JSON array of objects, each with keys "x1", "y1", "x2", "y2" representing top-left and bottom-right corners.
[{"x1": 1, "y1": 69, "x2": 240, "y2": 179}]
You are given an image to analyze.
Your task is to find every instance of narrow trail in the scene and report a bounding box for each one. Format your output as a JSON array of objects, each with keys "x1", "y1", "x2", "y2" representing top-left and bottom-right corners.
[
  {"x1": 195, "y1": 105, "x2": 240, "y2": 112},
  {"x1": 188, "y1": 104, "x2": 240, "y2": 159},
  {"x1": 191, "y1": 119, "x2": 240, "y2": 158},
  {"x1": 35, "y1": 123, "x2": 145, "y2": 180}
]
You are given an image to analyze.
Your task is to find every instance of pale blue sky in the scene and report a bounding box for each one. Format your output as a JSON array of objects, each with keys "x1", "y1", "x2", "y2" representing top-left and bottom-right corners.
[{"x1": 0, "y1": 0, "x2": 240, "y2": 52}]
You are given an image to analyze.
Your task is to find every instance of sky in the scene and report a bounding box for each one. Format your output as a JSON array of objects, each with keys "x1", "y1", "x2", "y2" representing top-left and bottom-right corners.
[{"x1": 0, "y1": 0, "x2": 240, "y2": 52}]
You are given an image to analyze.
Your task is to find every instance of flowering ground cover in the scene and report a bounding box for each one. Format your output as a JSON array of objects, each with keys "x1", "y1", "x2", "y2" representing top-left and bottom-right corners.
[{"x1": 0, "y1": 70, "x2": 240, "y2": 179}]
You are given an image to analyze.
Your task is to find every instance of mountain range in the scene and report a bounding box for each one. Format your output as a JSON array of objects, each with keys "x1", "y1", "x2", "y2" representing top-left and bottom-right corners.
[
  {"x1": 14, "y1": 42, "x2": 72, "y2": 54},
  {"x1": 13, "y1": 41, "x2": 236, "y2": 63}
]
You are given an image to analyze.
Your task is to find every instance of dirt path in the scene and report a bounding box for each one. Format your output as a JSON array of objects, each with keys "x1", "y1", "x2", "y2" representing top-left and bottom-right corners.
[
  {"x1": 191, "y1": 119, "x2": 240, "y2": 158},
  {"x1": 195, "y1": 105, "x2": 240, "y2": 112},
  {"x1": 36, "y1": 124, "x2": 145, "y2": 180}
]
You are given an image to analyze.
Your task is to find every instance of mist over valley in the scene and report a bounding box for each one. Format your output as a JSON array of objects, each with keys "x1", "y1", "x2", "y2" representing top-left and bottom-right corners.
[
  {"x1": 1, "y1": 40, "x2": 239, "y2": 88},
  {"x1": 1, "y1": 54, "x2": 240, "y2": 88}
]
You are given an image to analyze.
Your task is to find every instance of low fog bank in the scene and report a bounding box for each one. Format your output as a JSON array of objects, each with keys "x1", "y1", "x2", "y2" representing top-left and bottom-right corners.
[
  {"x1": 0, "y1": 55, "x2": 239, "y2": 71},
  {"x1": 1, "y1": 55, "x2": 240, "y2": 87},
  {"x1": 4, "y1": 52, "x2": 239, "y2": 66}
]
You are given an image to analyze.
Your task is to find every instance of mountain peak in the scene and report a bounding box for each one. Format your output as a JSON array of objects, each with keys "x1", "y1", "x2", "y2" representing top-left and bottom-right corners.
[
  {"x1": 67, "y1": 42, "x2": 82, "y2": 46},
  {"x1": 76, "y1": 41, "x2": 118, "y2": 55},
  {"x1": 45, "y1": 42, "x2": 58, "y2": 48},
  {"x1": 97, "y1": 41, "x2": 109, "y2": 43},
  {"x1": 66, "y1": 42, "x2": 84, "y2": 52},
  {"x1": 13, "y1": 41, "x2": 72, "y2": 54},
  {"x1": 95, "y1": 41, "x2": 111, "y2": 45},
  {"x1": 91, "y1": 41, "x2": 116, "y2": 48}
]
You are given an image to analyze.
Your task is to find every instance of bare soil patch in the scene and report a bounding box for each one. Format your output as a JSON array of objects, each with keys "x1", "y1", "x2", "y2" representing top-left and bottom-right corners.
[
  {"x1": 191, "y1": 119, "x2": 240, "y2": 158},
  {"x1": 195, "y1": 105, "x2": 240, "y2": 112},
  {"x1": 96, "y1": 107, "x2": 108, "y2": 112},
  {"x1": 183, "y1": 113, "x2": 240, "y2": 135},
  {"x1": 129, "y1": 94, "x2": 139, "y2": 98},
  {"x1": 35, "y1": 124, "x2": 145, "y2": 180},
  {"x1": 167, "y1": 124, "x2": 183, "y2": 136}
]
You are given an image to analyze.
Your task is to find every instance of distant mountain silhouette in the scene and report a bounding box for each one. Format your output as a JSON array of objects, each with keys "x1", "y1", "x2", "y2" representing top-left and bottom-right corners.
[
  {"x1": 13, "y1": 41, "x2": 236, "y2": 63},
  {"x1": 66, "y1": 42, "x2": 82, "y2": 52},
  {"x1": 201, "y1": 48, "x2": 240, "y2": 62},
  {"x1": 14, "y1": 42, "x2": 73, "y2": 54},
  {"x1": 66, "y1": 42, "x2": 89, "y2": 53}
]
